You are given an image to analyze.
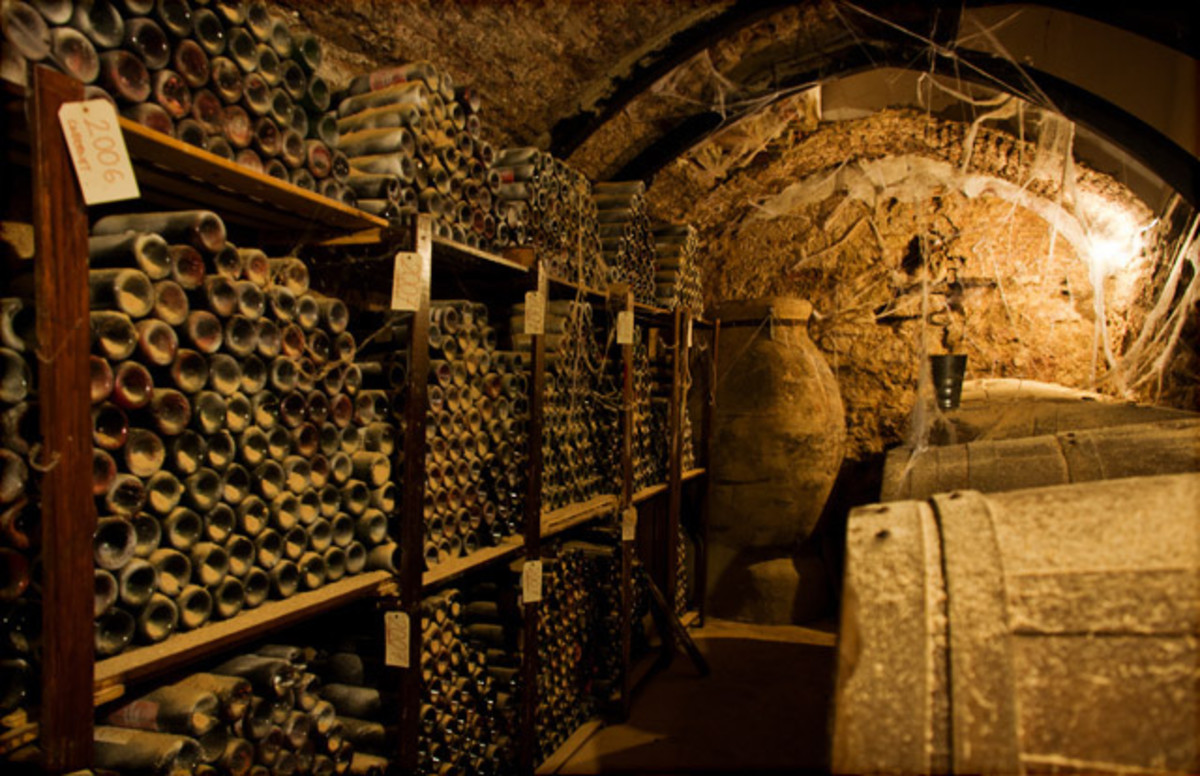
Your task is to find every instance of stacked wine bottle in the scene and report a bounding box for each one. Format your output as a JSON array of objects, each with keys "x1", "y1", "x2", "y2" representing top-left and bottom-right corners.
[
  {"x1": 94, "y1": 642, "x2": 399, "y2": 775},
  {"x1": 630, "y1": 328, "x2": 667, "y2": 492},
  {"x1": 0, "y1": 229, "x2": 38, "y2": 723},
  {"x1": 334, "y1": 62, "x2": 500, "y2": 248},
  {"x1": 533, "y1": 540, "x2": 622, "y2": 762},
  {"x1": 593, "y1": 182, "x2": 657, "y2": 306},
  {"x1": 514, "y1": 299, "x2": 618, "y2": 512},
  {"x1": 424, "y1": 300, "x2": 528, "y2": 567},
  {"x1": 651, "y1": 224, "x2": 704, "y2": 312},
  {"x1": 489, "y1": 148, "x2": 606, "y2": 289},
  {"x1": 88, "y1": 209, "x2": 400, "y2": 657},
  {"x1": 1, "y1": 0, "x2": 351, "y2": 200},
  {"x1": 418, "y1": 585, "x2": 520, "y2": 775}
]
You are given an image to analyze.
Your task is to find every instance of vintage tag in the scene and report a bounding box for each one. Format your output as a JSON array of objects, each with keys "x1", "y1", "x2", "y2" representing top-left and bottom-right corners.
[
  {"x1": 522, "y1": 559, "x2": 543, "y2": 603},
  {"x1": 383, "y1": 611, "x2": 411, "y2": 667},
  {"x1": 685, "y1": 317, "x2": 694, "y2": 349},
  {"x1": 617, "y1": 310, "x2": 634, "y2": 345},
  {"x1": 523, "y1": 291, "x2": 544, "y2": 335},
  {"x1": 621, "y1": 507, "x2": 638, "y2": 542},
  {"x1": 58, "y1": 99, "x2": 140, "y2": 205},
  {"x1": 390, "y1": 251, "x2": 422, "y2": 311}
]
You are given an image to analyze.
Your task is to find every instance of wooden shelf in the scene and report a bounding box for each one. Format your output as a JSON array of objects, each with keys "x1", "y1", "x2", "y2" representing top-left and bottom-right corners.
[
  {"x1": 632, "y1": 482, "x2": 669, "y2": 504},
  {"x1": 94, "y1": 571, "x2": 393, "y2": 697},
  {"x1": 0, "y1": 720, "x2": 37, "y2": 757},
  {"x1": 682, "y1": 467, "x2": 707, "y2": 482},
  {"x1": 432, "y1": 235, "x2": 530, "y2": 274},
  {"x1": 546, "y1": 274, "x2": 610, "y2": 305},
  {"x1": 422, "y1": 536, "x2": 525, "y2": 589},
  {"x1": 534, "y1": 717, "x2": 605, "y2": 775},
  {"x1": 118, "y1": 118, "x2": 388, "y2": 234},
  {"x1": 541, "y1": 495, "x2": 620, "y2": 539}
]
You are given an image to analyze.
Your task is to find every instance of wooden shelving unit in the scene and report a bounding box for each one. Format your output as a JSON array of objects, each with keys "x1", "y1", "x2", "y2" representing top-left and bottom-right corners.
[{"x1": 12, "y1": 66, "x2": 713, "y2": 775}]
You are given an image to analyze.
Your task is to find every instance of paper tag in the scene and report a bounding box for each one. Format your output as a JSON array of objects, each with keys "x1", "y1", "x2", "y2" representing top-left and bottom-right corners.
[
  {"x1": 537, "y1": 262, "x2": 548, "y2": 298},
  {"x1": 58, "y1": 100, "x2": 140, "y2": 205},
  {"x1": 390, "y1": 251, "x2": 421, "y2": 311},
  {"x1": 621, "y1": 507, "x2": 637, "y2": 542},
  {"x1": 384, "y1": 611, "x2": 411, "y2": 667},
  {"x1": 522, "y1": 559, "x2": 543, "y2": 603},
  {"x1": 523, "y1": 291, "x2": 544, "y2": 335},
  {"x1": 685, "y1": 317, "x2": 693, "y2": 349},
  {"x1": 617, "y1": 311, "x2": 634, "y2": 345}
]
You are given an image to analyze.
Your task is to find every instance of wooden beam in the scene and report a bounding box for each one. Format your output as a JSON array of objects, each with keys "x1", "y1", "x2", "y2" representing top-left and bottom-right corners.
[{"x1": 31, "y1": 65, "x2": 93, "y2": 772}]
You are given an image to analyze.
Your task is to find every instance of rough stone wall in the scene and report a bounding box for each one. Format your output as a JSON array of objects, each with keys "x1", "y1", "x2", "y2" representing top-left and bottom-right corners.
[
  {"x1": 275, "y1": 0, "x2": 717, "y2": 148},
  {"x1": 648, "y1": 108, "x2": 1161, "y2": 459}
]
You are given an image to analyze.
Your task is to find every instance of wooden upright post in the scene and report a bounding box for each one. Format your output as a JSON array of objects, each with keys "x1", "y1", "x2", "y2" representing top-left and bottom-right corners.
[
  {"x1": 31, "y1": 65, "x2": 95, "y2": 772},
  {"x1": 518, "y1": 269, "x2": 546, "y2": 773},
  {"x1": 395, "y1": 215, "x2": 433, "y2": 774}
]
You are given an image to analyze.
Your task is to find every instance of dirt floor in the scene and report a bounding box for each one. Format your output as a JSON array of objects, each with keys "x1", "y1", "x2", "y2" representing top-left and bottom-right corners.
[{"x1": 547, "y1": 618, "x2": 838, "y2": 775}]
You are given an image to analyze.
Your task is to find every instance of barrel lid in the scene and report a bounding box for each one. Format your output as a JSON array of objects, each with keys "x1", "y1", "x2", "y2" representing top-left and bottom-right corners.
[{"x1": 716, "y1": 297, "x2": 813, "y2": 324}]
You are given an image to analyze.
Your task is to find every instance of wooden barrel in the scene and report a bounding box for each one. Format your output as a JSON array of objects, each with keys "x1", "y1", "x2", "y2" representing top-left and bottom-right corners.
[
  {"x1": 882, "y1": 418, "x2": 1200, "y2": 500},
  {"x1": 943, "y1": 378, "x2": 1196, "y2": 443},
  {"x1": 833, "y1": 472, "x2": 1200, "y2": 774}
]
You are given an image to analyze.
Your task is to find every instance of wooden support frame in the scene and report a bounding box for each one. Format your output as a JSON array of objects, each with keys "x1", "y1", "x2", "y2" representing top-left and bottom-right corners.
[
  {"x1": 13, "y1": 72, "x2": 715, "y2": 774},
  {"x1": 394, "y1": 215, "x2": 433, "y2": 773},
  {"x1": 31, "y1": 66, "x2": 93, "y2": 773}
]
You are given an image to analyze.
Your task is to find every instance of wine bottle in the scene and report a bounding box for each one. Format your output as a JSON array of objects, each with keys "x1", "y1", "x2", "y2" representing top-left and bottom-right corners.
[
  {"x1": 2, "y1": 1, "x2": 50, "y2": 62},
  {"x1": 154, "y1": 0, "x2": 192, "y2": 38},
  {"x1": 93, "y1": 210, "x2": 227, "y2": 254},
  {"x1": 70, "y1": 0, "x2": 125, "y2": 50},
  {"x1": 176, "y1": 117, "x2": 208, "y2": 149},
  {"x1": 99, "y1": 49, "x2": 151, "y2": 102},
  {"x1": 226, "y1": 24, "x2": 257, "y2": 72},
  {"x1": 152, "y1": 68, "x2": 192, "y2": 118},
  {"x1": 123, "y1": 17, "x2": 169, "y2": 70},
  {"x1": 209, "y1": 54, "x2": 241, "y2": 101},
  {"x1": 174, "y1": 38, "x2": 210, "y2": 89},
  {"x1": 121, "y1": 102, "x2": 174, "y2": 136},
  {"x1": 191, "y1": 7, "x2": 226, "y2": 56},
  {"x1": 221, "y1": 104, "x2": 252, "y2": 148},
  {"x1": 190, "y1": 88, "x2": 222, "y2": 132},
  {"x1": 48, "y1": 25, "x2": 101, "y2": 83}
]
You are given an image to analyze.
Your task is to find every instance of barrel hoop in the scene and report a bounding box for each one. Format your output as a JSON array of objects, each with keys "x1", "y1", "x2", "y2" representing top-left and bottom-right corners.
[{"x1": 931, "y1": 490, "x2": 1021, "y2": 774}]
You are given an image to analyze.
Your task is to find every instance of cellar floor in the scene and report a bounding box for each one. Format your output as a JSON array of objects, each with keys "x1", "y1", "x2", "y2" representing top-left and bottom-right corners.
[{"x1": 551, "y1": 618, "x2": 838, "y2": 774}]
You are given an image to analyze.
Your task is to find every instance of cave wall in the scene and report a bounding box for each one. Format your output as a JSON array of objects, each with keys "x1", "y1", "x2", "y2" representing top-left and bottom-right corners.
[{"x1": 648, "y1": 107, "x2": 1166, "y2": 459}]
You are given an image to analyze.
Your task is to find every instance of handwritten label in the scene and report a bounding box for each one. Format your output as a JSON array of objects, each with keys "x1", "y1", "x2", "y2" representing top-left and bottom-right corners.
[
  {"x1": 617, "y1": 311, "x2": 634, "y2": 345},
  {"x1": 58, "y1": 100, "x2": 140, "y2": 205},
  {"x1": 523, "y1": 291, "x2": 544, "y2": 335},
  {"x1": 390, "y1": 251, "x2": 421, "y2": 311},
  {"x1": 622, "y1": 507, "x2": 638, "y2": 542},
  {"x1": 384, "y1": 611, "x2": 411, "y2": 667},
  {"x1": 522, "y1": 559, "x2": 543, "y2": 603}
]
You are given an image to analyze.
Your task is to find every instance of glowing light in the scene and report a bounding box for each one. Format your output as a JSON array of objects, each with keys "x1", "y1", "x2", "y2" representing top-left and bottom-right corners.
[{"x1": 1076, "y1": 191, "x2": 1150, "y2": 276}]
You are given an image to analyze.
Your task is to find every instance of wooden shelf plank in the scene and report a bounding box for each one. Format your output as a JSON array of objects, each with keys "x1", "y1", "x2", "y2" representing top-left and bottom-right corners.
[
  {"x1": 681, "y1": 467, "x2": 707, "y2": 482},
  {"x1": 632, "y1": 482, "x2": 669, "y2": 504},
  {"x1": 421, "y1": 536, "x2": 525, "y2": 589},
  {"x1": 535, "y1": 717, "x2": 605, "y2": 775},
  {"x1": 0, "y1": 721, "x2": 38, "y2": 757},
  {"x1": 94, "y1": 571, "x2": 393, "y2": 692},
  {"x1": 119, "y1": 118, "x2": 388, "y2": 233},
  {"x1": 432, "y1": 236, "x2": 530, "y2": 273},
  {"x1": 680, "y1": 609, "x2": 700, "y2": 628},
  {"x1": 546, "y1": 274, "x2": 610, "y2": 305},
  {"x1": 540, "y1": 495, "x2": 620, "y2": 539}
]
